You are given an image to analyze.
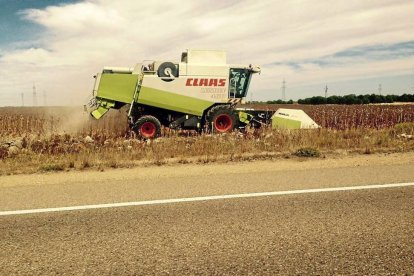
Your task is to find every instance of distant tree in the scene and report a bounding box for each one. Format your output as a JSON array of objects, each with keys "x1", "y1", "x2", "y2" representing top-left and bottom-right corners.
[
  {"x1": 327, "y1": 95, "x2": 339, "y2": 104},
  {"x1": 265, "y1": 99, "x2": 294, "y2": 104},
  {"x1": 400, "y1": 94, "x2": 414, "y2": 102},
  {"x1": 308, "y1": 96, "x2": 326, "y2": 105},
  {"x1": 385, "y1": 95, "x2": 394, "y2": 103},
  {"x1": 297, "y1": 93, "x2": 413, "y2": 105}
]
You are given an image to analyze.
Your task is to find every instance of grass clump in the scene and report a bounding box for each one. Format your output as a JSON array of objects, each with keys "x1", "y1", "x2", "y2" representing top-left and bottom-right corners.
[
  {"x1": 40, "y1": 163, "x2": 65, "y2": 172},
  {"x1": 80, "y1": 159, "x2": 91, "y2": 169},
  {"x1": 293, "y1": 147, "x2": 321, "y2": 158},
  {"x1": 393, "y1": 122, "x2": 414, "y2": 135}
]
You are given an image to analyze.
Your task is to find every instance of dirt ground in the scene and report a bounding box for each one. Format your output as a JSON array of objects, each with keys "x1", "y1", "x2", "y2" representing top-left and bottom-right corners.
[{"x1": 1, "y1": 151, "x2": 413, "y2": 189}]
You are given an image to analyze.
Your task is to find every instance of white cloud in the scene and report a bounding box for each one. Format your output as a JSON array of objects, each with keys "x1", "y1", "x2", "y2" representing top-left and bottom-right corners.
[
  {"x1": 0, "y1": 0, "x2": 413, "y2": 105},
  {"x1": 21, "y1": 2, "x2": 125, "y2": 34},
  {"x1": 1, "y1": 48, "x2": 51, "y2": 64}
]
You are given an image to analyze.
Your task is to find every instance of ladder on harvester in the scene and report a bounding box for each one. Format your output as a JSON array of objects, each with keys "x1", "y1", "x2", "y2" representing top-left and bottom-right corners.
[{"x1": 127, "y1": 73, "x2": 144, "y2": 119}]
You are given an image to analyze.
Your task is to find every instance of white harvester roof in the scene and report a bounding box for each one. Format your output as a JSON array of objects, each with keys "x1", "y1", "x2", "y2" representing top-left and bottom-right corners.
[{"x1": 185, "y1": 49, "x2": 227, "y2": 65}]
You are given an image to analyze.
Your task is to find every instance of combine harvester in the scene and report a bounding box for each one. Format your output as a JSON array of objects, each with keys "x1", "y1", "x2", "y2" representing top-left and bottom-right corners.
[{"x1": 87, "y1": 49, "x2": 318, "y2": 138}]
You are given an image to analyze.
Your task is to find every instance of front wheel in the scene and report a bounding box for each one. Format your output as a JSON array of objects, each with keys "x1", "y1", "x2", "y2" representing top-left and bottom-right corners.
[
  {"x1": 205, "y1": 105, "x2": 239, "y2": 133},
  {"x1": 133, "y1": 115, "x2": 162, "y2": 139}
]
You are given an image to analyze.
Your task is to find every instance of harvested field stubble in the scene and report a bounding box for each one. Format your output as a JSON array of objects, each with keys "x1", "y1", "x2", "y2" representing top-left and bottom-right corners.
[
  {"x1": 0, "y1": 105, "x2": 413, "y2": 175},
  {"x1": 0, "y1": 106, "x2": 129, "y2": 137}
]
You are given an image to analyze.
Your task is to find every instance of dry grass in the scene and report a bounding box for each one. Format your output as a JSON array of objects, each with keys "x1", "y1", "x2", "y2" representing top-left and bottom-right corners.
[
  {"x1": 0, "y1": 106, "x2": 413, "y2": 175},
  {"x1": 1, "y1": 125, "x2": 413, "y2": 175}
]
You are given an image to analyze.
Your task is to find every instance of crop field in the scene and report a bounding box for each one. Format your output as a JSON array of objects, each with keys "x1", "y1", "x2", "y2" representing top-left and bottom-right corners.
[
  {"x1": 0, "y1": 104, "x2": 413, "y2": 175},
  {"x1": 244, "y1": 104, "x2": 414, "y2": 129},
  {"x1": 1, "y1": 104, "x2": 413, "y2": 137},
  {"x1": 0, "y1": 106, "x2": 129, "y2": 138}
]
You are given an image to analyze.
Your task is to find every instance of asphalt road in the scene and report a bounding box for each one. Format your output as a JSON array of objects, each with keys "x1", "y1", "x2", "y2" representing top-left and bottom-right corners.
[{"x1": 1, "y1": 154, "x2": 413, "y2": 274}]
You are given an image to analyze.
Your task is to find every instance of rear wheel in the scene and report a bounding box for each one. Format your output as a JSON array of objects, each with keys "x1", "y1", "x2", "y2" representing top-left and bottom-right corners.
[
  {"x1": 205, "y1": 105, "x2": 238, "y2": 133},
  {"x1": 133, "y1": 115, "x2": 162, "y2": 139}
]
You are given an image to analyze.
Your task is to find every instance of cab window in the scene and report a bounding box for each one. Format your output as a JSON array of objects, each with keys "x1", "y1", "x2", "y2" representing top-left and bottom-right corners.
[{"x1": 229, "y1": 69, "x2": 251, "y2": 98}]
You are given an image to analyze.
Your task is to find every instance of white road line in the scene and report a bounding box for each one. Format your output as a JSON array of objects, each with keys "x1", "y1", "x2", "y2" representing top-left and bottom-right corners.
[{"x1": 1, "y1": 182, "x2": 413, "y2": 216}]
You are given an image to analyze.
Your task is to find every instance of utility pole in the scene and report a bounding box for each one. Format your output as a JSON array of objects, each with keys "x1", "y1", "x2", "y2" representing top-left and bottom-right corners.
[
  {"x1": 43, "y1": 90, "x2": 47, "y2": 106},
  {"x1": 32, "y1": 83, "x2": 37, "y2": 106},
  {"x1": 324, "y1": 85, "x2": 328, "y2": 99},
  {"x1": 282, "y1": 79, "x2": 286, "y2": 101},
  {"x1": 21, "y1": 93, "x2": 24, "y2": 106},
  {"x1": 378, "y1": 84, "x2": 382, "y2": 95}
]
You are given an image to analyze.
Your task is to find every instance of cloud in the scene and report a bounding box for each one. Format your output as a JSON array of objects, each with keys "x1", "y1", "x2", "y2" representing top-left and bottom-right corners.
[
  {"x1": 0, "y1": 0, "x2": 414, "y2": 105},
  {"x1": 20, "y1": 2, "x2": 126, "y2": 35},
  {"x1": 268, "y1": 41, "x2": 414, "y2": 70},
  {"x1": 1, "y1": 48, "x2": 51, "y2": 64},
  {"x1": 332, "y1": 41, "x2": 414, "y2": 62}
]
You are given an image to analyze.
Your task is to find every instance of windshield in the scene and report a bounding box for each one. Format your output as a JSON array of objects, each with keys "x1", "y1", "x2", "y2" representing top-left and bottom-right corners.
[{"x1": 228, "y1": 68, "x2": 252, "y2": 98}]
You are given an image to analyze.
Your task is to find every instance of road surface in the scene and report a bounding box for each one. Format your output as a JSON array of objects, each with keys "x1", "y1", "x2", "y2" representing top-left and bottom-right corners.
[{"x1": 0, "y1": 153, "x2": 413, "y2": 274}]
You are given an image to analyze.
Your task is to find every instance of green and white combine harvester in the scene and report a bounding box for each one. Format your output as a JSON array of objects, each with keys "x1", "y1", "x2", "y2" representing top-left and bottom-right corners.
[{"x1": 88, "y1": 49, "x2": 318, "y2": 139}]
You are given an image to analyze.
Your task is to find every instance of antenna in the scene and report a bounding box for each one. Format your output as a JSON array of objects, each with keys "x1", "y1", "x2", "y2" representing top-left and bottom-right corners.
[
  {"x1": 282, "y1": 79, "x2": 286, "y2": 101},
  {"x1": 325, "y1": 85, "x2": 328, "y2": 99},
  {"x1": 32, "y1": 83, "x2": 37, "y2": 106},
  {"x1": 378, "y1": 84, "x2": 382, "y2": 95}
]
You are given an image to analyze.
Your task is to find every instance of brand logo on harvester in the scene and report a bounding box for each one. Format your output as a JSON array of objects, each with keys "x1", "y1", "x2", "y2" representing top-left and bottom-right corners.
[{"x1": 186, "y1": 78, "x2": 226, "y2": 87}]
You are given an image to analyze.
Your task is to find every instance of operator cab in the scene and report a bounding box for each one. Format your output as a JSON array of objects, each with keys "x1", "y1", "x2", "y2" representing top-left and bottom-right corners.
[
  {"x1": 229, "y1": 68, "x2": 251, "y2": 98},
  {"x1": 229, "y1": 64, "x2": 260, "y2": 98}
]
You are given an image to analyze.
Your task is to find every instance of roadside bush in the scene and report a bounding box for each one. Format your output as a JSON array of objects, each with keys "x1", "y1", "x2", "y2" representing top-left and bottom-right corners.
[
  {"x1": 293, "y1": 147, "x2": 321, "y2": 157},
  {"x1": 392, "y1": 122, "x2": 414, "y2": 135}
]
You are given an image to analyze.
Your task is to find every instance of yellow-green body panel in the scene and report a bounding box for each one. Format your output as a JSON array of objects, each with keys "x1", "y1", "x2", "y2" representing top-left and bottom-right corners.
[
  {"x1": 91, "y1": 106, "x2": 109, "y2": 119},
  {"x1": 97, "y1": 73, "x2": 138, "y2": 103},
  {"x1": 238, "y1": 111, "x2": 254, "y2": 124},
  {"x1": 138, "y1": 86, "x2": 213, "y2": 116},
  {"x1": 272, "y1": 116, "x2": 302, "y2": 129},
  {"x1": 95, "y1": 73, "x2": 216, "y2": 116}
]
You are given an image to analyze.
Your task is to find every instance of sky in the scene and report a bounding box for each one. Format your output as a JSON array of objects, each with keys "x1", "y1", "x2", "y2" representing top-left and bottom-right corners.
[{"x1": 0, "y1": 0, "x2": 413, "y2": 106}]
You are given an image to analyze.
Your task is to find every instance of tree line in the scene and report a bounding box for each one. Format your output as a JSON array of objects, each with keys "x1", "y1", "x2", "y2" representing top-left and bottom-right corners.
[
  {"x1": 249, "y1": 94, "x2": 414, "y2": 105},
  {"x1": 297, "y1": 94, "x2": 414, "y2": 105}
]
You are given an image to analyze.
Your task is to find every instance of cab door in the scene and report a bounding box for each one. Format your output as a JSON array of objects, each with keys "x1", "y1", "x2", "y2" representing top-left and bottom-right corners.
[{"x1": 228, "y1": 68, "x2": 252, "y2": 98}]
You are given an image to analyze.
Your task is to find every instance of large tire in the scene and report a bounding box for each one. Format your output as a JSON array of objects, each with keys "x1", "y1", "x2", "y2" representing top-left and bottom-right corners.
[
  {"x1": 157, "y1": 62, "x2": 178, "y2": 80},
  {"x1": 205, "y1": 105, "x2": 239, "y2": 133},
  {"x1": 133, "y1": 115, "x2": 162, "y2": 139}
]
